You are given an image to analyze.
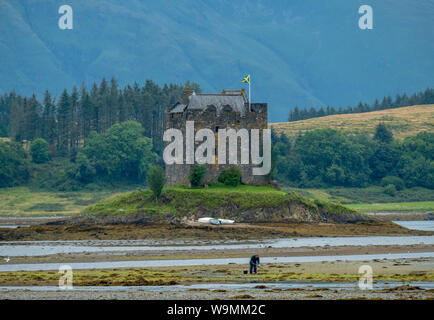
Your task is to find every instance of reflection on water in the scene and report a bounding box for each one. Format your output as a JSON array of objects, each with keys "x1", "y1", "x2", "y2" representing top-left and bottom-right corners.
[
  {"x1": 1, "y1": 235, "x2": 433, "y2": 257},
  {"x1": 0, "y1": 252, "x2": 433, "y2": 272}
]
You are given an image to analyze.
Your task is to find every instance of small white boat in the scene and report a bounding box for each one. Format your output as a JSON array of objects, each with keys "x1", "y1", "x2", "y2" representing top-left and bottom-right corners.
[
  {"x1": 209, "y1": 219, "x2": 222, "y2": 225},
  {"x1": 217, "y1": 219, "x2": 235, "y2": 225},
  {"x1": 198, "y1": 217, "x2": 214, "y2": 224},
  {"x1": 198, "y1": 217, "x2": 235, "y2": 225}
]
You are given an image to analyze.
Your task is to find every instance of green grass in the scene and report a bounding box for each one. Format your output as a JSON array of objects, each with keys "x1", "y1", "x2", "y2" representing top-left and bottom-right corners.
[
  {"x1": 283, "y1": 186, "x2": 434, "y2": 213},
  {"x1": 284, "y1": 186, "x2": 434, "y2": 204},
  {"x1": 3, "y1": 184, "x2": 431, "y2": 217},
  {"x1": 84, "y1": 184, "x2": 356, "y2": 218},
  {"x1": 0, "y1": 187, "x2": 125, "y2": 216},
  {"x1": 347, "y1": 202, "x2": 434, "y2": 213}
]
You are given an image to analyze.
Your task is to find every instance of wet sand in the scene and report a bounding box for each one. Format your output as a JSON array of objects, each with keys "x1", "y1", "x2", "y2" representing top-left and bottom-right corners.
[
  {"x1": 1, "y1": 221, "x2": 432, "y2": 242},
  {"x1": 0, "y1": 258, "x2": 433, "y2": 299},
  {"x1": 1, "y1": 286, "x2": 432, "y2": 300}
]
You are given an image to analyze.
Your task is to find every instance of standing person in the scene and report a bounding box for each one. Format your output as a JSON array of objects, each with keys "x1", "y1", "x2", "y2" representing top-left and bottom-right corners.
[{"x1": 249, "y1": 254, "x2": 260, "y2": 274}]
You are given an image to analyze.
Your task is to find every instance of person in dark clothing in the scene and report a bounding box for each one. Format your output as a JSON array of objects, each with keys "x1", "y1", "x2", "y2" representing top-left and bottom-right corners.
[{"x1": 249, "y1": 255, "x2": 260, "y2": 274}]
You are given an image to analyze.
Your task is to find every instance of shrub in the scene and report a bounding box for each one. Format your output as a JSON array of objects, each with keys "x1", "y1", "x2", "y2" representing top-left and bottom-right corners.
[
  {"x1": 30, "y1": 138, "x2": 50, "y2": 163},
  {"x1": 218, "y1": 166, "x2": 242, "y2": 186},
  {"x1": 189, "y1": 165, "x2": 207, "y2": 187},
  {"x1": 384, "y1": 184, "x2": 397, "y2": 196},
  {"x1": 147, "y1": 165, "x2": 166, "y2": 199},
  {"x1": 0, "y1": 141, "x2": 30, "y2": 187},
  {"x1": 381, "y1": 176, "x2": 405, "y2": 190},
  {"x1": 74, "y1": 153, "x2": 95, "y2": 183}
]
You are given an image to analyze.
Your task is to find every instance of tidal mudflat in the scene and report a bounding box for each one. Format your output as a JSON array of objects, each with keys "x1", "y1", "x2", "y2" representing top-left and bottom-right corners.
[
  {"x1": 0, "y1": 258, "x2": 433, "y2": 300},
  {"x1": 0, "y1": 219, "x2": 433, "y2": 300}
]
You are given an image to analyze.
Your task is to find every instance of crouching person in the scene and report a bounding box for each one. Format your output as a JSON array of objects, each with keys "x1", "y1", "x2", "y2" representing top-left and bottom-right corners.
[{"x1": 249, "y1": 254, "x2": 260, "y2": 274}]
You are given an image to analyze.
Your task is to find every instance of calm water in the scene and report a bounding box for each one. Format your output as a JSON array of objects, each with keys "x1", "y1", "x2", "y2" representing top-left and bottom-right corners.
[
  {"x1": 1, "y1": 281, "x2": 433, "y2": 292},
  {"x1": 0, "y1": 225, "x2": 29, "y2": 229},
  {"x1": 1, "y1": 235, "x2": 433, "y2": 257},
  {"x1": 393, "y1": 221, "x2": 434, "y2": 232},
  {"x1": 0, "y1": 252, "x2": 433, "y2": 272}
]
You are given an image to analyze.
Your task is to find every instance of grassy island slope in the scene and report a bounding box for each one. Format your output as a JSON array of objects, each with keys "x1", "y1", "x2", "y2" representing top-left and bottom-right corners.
[{"x1": 83, "y1": 185, "x2": 367, "y2": 224}]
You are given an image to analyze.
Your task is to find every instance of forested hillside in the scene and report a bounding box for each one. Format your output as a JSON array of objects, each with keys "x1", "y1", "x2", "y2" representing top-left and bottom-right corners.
[
  {"x1": 0, "y1": 78, "x2": 200, "y2": 156},
  {"x1": 0, "y1": 78, "x2": 200, "y2": 190}
]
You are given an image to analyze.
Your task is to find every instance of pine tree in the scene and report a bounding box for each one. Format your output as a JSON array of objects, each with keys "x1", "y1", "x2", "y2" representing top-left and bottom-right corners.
[
  {"x1": 41, "y1": 90, "x2": 57, "y2": 151},
  {"x1": 10, "y1": 94, "x2": 24, "y2": 141},
  {"x1": 98, "y1": 78, "x2": 109, "y2": 132},
  {"x1": 57, "y1": 89, "x2": 71, "y2": 156},
  {"x1": 373, "y1": 98, "x2": 380, "y2": 111},
  {"x1": 401, "y1": 93, "x2": 409, "y2": 107},
  {"x1": 70, "y1": 86, "x2": 80, "y2": 157},
  {"x1": 24, "y1": 95, "x2": 41, "y2": 140},
  {"x1": 374, "y1": 123, "x2": 393, "y2": 144},
  {"x1": 109, "y1": 78, "x2": 119, "y2": 127},
  {"x1": 90, "y1": 83, "x2": 99, "y2": 133},
  {"x1": 80, "y1": 84, "x2": 92, "y2": 139}
]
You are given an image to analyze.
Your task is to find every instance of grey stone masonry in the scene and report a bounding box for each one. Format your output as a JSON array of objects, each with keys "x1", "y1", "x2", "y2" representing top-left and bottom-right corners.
[{"x1": 165, "y1": 89, "x2": 269, "y2": 186}]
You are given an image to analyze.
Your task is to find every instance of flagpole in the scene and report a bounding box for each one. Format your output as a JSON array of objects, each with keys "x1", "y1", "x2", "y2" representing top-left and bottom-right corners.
[{"x1": 249, "y1": 74, "x2": 251, "y2": 111}]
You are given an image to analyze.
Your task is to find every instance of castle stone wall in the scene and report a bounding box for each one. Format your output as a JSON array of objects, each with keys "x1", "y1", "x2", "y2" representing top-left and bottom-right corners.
[{"x1": 164, "y1": 101, "x2": 269, "y2": 186}]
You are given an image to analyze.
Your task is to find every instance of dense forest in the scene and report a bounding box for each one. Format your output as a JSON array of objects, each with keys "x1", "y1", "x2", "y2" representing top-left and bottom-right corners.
[
  {"x1": 0, "y1": 78, "x2": 200, "y2": 190},
  {"x1": 0, "y1": 78, "x2": 200, "y2": 156},
  {"x1": 272, "y1": 124, "x2": 434, "y2": 190},
  {"x1": 288, "y1": 88, "x2": 434, "y2": 122}
]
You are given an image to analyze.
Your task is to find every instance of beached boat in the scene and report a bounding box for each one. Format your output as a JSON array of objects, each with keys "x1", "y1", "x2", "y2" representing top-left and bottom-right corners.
[{"x1": 198, "y1": 217, "x2": 234, "y2": 225}]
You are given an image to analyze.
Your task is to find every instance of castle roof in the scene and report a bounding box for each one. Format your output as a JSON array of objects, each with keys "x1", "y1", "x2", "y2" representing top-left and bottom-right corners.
[
  {"x1": 170, "y1": 102, "x2": 187, "y2": 113},
  {"x1": 170, "y1": 91, "x2": 248, "y2": 116}
]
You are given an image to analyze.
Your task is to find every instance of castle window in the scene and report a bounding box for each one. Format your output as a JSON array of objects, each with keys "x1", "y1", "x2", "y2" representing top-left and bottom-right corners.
[
  {"x1": 206, "y1": 105, "x2": 217, "y2": 113},
  {"x1": 222, "y1": 104, "x2": 232, "y2": 112}
]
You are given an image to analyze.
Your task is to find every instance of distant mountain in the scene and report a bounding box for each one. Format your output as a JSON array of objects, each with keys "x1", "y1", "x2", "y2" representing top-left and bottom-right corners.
[{"x1": 1, "y1": 0, "x2": 433, "y2": 121}]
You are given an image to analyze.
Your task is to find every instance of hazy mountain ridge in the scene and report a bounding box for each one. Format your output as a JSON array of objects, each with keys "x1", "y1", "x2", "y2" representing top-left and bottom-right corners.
[{"x1": 1, "y1": 0, "x2": 433, "y2": 121}]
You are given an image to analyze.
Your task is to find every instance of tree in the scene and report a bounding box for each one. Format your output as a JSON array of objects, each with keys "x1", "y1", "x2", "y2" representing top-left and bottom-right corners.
[
  {"x1": 189, "y1": 165, "x2": 207, "y2": 187},
  {"x1": 147, "y1": 165, "x2": 166, "y2": 200},
  {"x1": 24, "y1": 95, "x2": 41, "y2": 140},
  {"x1": 0, "y1": 93, "x2": 12, "y2": 137},
  {"x1": 369, "y1": 144, "x2": 400, "y2": 181},
  {"x1": 381, "y1": 176, "x2": 405, "y2": 191},
  {"x1": 41, "y1": 90, "x2": 57, "y2": 151},
  {"x1": 30, "y1": 138, "x2": 50, "y2": 163},
  {"x1": 374, "y1": 123, "x2": 393, "y2": 144},
  {"x1": 73, "y1": 153, "x2": 95, "y2": 183},
  {"x1": 0, "y1": 140, "x2": 29, "y2": 187},
  {"x1": 79, "y1": 84, "x2": 92, "y2": 139},
  {"x1": 79, "y1": 121, "x2": 158, "y2": 182},
  {"x1": 9, "y1": 94, "x2": 24, "y2": 141},
  {"x1": 70, "y1": 86, "x2": 80, "y2": 158},
  {"x1": 57, "y1": 89, "x2": 71, "y2": 155}
]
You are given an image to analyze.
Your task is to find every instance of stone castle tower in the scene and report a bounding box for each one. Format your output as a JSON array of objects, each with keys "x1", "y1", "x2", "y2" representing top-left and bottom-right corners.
[{"x1": 164, "y1": 88, "x2": 269, "y2": 186}]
